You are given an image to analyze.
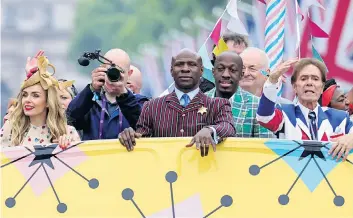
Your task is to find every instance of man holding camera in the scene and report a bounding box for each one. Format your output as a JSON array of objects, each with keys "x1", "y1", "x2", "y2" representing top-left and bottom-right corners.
[{"x1": 67, "y1": 48, "x2": 149, "y2": 140}]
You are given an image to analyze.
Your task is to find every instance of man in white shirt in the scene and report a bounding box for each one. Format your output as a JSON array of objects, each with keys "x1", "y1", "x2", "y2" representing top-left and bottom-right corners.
[{"x1": 256, "y1": 58, "x2": 353, "y2": 161}]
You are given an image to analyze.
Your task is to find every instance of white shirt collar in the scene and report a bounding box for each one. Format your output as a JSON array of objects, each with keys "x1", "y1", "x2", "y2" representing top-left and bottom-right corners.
[
  {"x1": 297, "y1": 102, "x2": 319, "y2": 125},
  {"x1": 174, "y1": 87, "x2": 200, "y2": 102}
]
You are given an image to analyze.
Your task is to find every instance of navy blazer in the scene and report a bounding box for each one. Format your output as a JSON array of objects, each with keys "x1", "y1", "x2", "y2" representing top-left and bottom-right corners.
[{"x1": 67, "y1": 84, "x2": 149, "y2": 140}]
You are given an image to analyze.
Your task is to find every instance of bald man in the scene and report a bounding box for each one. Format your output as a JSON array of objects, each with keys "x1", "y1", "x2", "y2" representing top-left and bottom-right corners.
[
  {"x1": 239, "y1": 47, "x2": 291, "y2": 104},
  {"x1": 239, "y1": 47, "x2": 269, "y2": 97},
  {"x1": 119, "y1": 48, "x2": 235, "y2": 157},
  {"x1": 205, "y1": 51, "x2": 274, "y2": 138},
  {"x1": 200, "y1": 33, "x2": 249, "y2": 93},
  {"x1": 127, "y1": 65, "x2": 143, "y2": 94},
  {"x1": 67, "y1": 48, "x2": 149, "y2": 140}
]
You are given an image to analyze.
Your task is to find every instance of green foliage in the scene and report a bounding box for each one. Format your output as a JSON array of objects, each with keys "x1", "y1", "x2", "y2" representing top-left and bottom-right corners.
[{"x1": 69, "y1": 0, "x2": 227, "y2": 62}]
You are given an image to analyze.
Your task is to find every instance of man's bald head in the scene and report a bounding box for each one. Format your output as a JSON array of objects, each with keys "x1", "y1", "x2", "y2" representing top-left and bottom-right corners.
[
  {"x1": 171, "y1": 48, "x2": 203, "y2": 92},
  {"x1": 213, "y1": 51, "x2": 243, "y2": 97},
  {"x1": 214, "y1": 51, "x2": 243, "y2": 68},
  {"x1": 104, "y1": 48, "x2": 131, "y2": 73},
  {"x1": 102, "y1": 48, "x2": 132, "y2": 94},
  {"x1": 127, "y1": 65, "x2": 143, "y2": 94},
  {"x1": 239, "y1": 47, "x2": 269, "y2": 96},
  {"x1": 171, "y1": 48, "x2": 202, "y2": 66},
  {"x1": 240, "y1": 47, "x2": 269, "y2": 70}
]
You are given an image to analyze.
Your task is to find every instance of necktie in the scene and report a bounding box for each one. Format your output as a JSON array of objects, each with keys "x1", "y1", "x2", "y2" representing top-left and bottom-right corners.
[
  {"x1": 308, "y1": 111, "x2": 318, "y2": 140},
  {"x1": 181, "y1": 94, "x2": 190, "y2": 107}
]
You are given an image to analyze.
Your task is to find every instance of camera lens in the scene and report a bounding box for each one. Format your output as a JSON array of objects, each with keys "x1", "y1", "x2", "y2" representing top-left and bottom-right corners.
[{"x1": 106, "y1": 67, "x2": 121, "y2": 82}]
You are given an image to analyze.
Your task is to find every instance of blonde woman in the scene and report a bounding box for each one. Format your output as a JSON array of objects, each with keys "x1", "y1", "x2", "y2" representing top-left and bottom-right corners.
[
  {"x1": 57, "y1": 79, "x2": 78, "y2": 110},
  {"x1": 0, "y1": 53, "x2": 80, "y2": 149}
]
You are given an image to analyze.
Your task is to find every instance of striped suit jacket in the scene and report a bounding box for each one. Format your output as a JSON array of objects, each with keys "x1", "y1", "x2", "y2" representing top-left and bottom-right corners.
[{"x1": 136, "y1": 91, "x2": 236, "y2": 138}]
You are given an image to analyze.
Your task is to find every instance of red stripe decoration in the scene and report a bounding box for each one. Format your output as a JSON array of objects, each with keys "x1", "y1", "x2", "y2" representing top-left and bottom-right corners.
[{"x1": 258, "y1": 109, "x2": 284, "y2": 133}]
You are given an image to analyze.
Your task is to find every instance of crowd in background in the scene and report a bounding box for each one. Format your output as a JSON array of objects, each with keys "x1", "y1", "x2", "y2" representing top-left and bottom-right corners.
[{"x1": 1, "y1": 33, "x2": 353, "y2": 159}]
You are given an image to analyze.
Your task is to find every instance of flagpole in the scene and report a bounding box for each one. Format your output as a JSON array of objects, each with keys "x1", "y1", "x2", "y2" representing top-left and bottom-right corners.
[
  {"x1": 295, "y1": 0, "x2": 301, "y2": 58},
  {"x1": 198, "y1": 0, "x2": 233, "y2": 49},
  {"x1": 307, "y1": 8, "x2": 314, "y2": 44},
  {"x1": 293, "y1": 0, "x2": 300, "y2": 102}
]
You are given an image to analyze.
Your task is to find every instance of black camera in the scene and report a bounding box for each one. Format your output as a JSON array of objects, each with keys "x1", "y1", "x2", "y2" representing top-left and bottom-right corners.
[
  {"x1": 105, "y1": 65, "x2": 122, "y2": 82},
  {"x1": 78, "y1": 49, "x2": 124, "y2": 82}
]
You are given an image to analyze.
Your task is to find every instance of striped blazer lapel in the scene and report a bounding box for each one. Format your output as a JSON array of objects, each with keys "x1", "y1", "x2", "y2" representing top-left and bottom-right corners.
[
  {"x1": 184, "y1": 91, "x2": 205, "y2": 114},
  {"x1": 166, "y1": 92, "x2": 183, "y2": 114}
]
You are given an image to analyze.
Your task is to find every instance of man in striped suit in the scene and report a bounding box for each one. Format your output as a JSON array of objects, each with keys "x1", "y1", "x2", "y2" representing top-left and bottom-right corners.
[{"x1": 119, "y1": 48, "x2": 236, "y2": 156}]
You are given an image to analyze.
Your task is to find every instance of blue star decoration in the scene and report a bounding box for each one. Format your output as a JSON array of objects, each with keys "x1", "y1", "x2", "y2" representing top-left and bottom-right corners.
[
  {"x1": 249, "y1": 140, "x2": 353, "y2": 206},
  {"x1": 28, "y1": 144, "x2": 57, "y2": 169},
  {"x1": 298, "y1": 141, "x2": 326, "y2": 161},
  {"x1": 122, "y1": 171, "x2": 233, "y2": 218},
  {"x1": 1, "y1": 143, "x2": 99, "y2": 213}
]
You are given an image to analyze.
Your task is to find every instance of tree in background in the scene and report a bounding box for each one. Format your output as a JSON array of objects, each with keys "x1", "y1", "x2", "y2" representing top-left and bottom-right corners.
[{"x1": 69, "y1": 0, "x2": 227, "y2": 62}]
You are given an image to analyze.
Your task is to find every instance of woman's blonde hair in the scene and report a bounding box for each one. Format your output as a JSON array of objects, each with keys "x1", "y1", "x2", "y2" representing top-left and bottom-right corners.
[{"x1": 9, "y1": 85, "x2": 68, "y2": 146}]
